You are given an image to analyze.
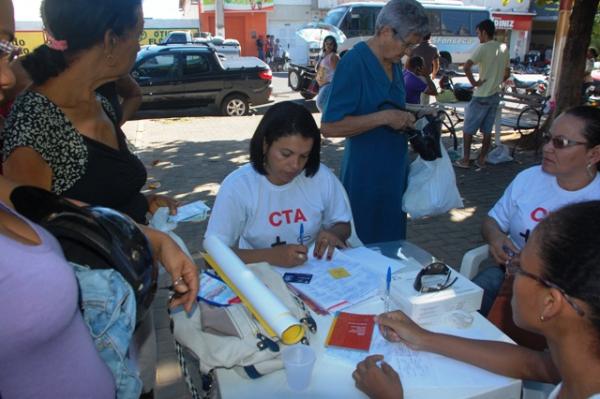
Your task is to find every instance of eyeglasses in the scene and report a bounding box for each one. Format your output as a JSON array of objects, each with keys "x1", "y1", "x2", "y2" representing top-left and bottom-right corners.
[
  {"x1": 413, "y1": 262, "x2": 458, "y2": 293},
  {"x1": 542, "y1": 134, "x2": 587, "y2": 149},
  {"x1": 505, "y1": 260, "x2": 585, "y2": 317},
  {"x1": 0, "y1": 40, "x2": 21, "y2": 63},
  {"x1": 391, "y1": 29, "x2": 419, "y2": 51}
]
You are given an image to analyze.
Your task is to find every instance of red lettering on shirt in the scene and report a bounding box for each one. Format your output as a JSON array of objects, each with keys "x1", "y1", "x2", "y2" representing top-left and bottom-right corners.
[
  {"x1": 281, "y1": 209, "x2": 293, "y2": 224},
  {"x1": 294, "y1": 208, "x2": 307, "y2": 223},
  {"x1": 530, "y1": 207, "x2": 548, "y2": 222},
  {"x1": 269, "y1": 212, "x2": 282, "y2": 226},
  {"x1": 268, "y1": 208, "x2": 307, "y2": 226}
]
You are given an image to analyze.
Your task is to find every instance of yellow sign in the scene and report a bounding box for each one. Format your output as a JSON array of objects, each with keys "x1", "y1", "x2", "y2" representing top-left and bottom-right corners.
[
  {"x1": 13, "y1": 29, "x2": 200, "y2": 53},
  {"x1": 13, "y1": 31, "x2": 46, "y2": 55},
  {"x1": 139, "y1": 29, "x2": 200, "y2": 46}
]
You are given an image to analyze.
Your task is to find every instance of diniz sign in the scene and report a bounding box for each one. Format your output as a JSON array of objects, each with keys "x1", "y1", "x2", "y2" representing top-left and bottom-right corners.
[
  {"x1": 494, "y1": 18, "x2": 514, "y2": 30},
  {"x1": 492, "y1": 14, "x2": 534, "y2": 31}
]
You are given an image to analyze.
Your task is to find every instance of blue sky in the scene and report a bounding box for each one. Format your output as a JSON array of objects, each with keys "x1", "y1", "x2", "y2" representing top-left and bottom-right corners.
[{"x1": 13, "y1": 0, "x2": 183, "y2": 21}]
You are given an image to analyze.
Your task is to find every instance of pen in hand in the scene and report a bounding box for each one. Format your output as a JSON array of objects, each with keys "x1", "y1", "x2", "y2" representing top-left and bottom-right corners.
[
  {"x1": 299, "y1": 223, "x2": 304, "y2": 246},
  {"x1": 382, "y1": 266, "x2": 392, "y2": 340}
]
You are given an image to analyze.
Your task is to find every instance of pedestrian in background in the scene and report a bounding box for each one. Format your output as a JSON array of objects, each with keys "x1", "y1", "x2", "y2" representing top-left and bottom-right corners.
[
  {"x1": 256, "y1": 35, "x2": 265, "y2": 61},
  {"x1": 410, "y1": 33, "x2": 439, "y2": 104},
  {"x1": 321, "y1": 0, "x2": 429, "y2": 244},
  {"x1": 315, "y1": 35, "x2": 339, "y2": 113},
  {"x1": 454, "y1": 19, "x2": 510, "y2": 170},
  {"x1": 403, "y1": 55, "x2": 437, "y2": 105}
]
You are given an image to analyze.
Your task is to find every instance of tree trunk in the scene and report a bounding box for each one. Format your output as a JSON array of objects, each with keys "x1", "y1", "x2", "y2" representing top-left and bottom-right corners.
[{"x1": 554, "y1": 0, "x2": 600, "y2": 115}]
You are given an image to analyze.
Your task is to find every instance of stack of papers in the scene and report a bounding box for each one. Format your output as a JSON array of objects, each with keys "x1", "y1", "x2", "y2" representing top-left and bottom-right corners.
[{"x1": 275, "y1": 248, "x2": 382, "y2": 313}]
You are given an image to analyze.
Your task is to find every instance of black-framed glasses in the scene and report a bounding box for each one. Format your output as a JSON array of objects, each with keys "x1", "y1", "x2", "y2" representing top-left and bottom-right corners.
[
  {"x1": 390, "y1": 29, "x2": 419, "y2": 51},
  {"x1": 413, "y1": 262, "x2": 458, "y2": 293},
  {"x1": 542, "y1": 134, "x2": 587, "y2": 150},
  {"x1": 505, "y1": 261, "x2": 585, "y2": 317},
  {"x1": 0, "y1": 40, "x2": 21, "y2": 63}
]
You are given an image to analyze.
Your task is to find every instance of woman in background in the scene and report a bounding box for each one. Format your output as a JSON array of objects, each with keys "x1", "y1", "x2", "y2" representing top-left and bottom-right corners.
[{"x1": 315, "y1": 35, "x2": 340, "y2": 113}]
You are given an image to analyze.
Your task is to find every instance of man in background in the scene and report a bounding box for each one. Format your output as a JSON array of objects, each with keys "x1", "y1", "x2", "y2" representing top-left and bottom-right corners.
[
  {"x1": 410, "y1": 33, "x2": 439, "y2": 104},
  {"x1": 454, "y1": 19, "x2": 509, "y2": 170}
]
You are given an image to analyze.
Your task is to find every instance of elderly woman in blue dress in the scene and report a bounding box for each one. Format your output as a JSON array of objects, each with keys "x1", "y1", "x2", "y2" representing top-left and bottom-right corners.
[{"x1": 321, "y1": 0, "x2": 429, "y2": 244}]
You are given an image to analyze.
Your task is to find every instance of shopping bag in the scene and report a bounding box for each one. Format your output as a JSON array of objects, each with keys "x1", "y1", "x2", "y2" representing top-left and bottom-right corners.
[
  {"x1": 402, "y1": 141, "x2": 464, "y2": 218},
  {"x1": 486, "y1": 144, "x2": 513, "y2": 165}
]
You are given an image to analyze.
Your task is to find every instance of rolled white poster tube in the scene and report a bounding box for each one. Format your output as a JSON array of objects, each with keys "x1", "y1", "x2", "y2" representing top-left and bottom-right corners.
[{"x1": 203, "y1": 235, "x2": 305, "y2": 344}]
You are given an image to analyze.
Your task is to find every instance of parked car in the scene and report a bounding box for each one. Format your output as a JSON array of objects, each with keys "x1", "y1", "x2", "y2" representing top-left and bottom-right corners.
[
  {"x1": 161, "y1": 30, "x2": 194, "y2": 45},
  {"x1": 132, "y1": 44, "x2": 272, "y2": 116}
]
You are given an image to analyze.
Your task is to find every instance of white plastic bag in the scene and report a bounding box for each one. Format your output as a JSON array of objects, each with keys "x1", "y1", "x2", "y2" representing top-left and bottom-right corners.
[
  {"x1": 402, "y1": 142, "x2": 464, "y2": 218},
  {"x1": 486, "y1": 144, "x2": 513, "y2": 164}
]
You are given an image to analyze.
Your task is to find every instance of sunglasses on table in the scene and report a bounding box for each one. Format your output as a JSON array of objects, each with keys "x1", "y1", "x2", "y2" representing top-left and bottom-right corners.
[
  {"x1": 505, "y1": 260, "x2": 585, "y2": 317},
  {"x1": 0, "y1": 40, "x2": 21, "y2": 63},
  {"x1": 413, "y1": 261, "x2": 458, "y2": 293},
  {"x1": 542, "y1": 134, "x2": 587, "y2": 149}
]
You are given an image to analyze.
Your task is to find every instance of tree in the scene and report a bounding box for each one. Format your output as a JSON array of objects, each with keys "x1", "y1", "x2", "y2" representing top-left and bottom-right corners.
[{"x1": 554, "y1": 0, "x2": 600, "y2": 115}]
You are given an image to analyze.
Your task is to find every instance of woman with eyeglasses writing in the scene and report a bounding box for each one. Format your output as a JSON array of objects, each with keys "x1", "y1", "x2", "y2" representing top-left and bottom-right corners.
[
  {"x1": 354, "y1": 200, "x2": 600, "y2": 399},
  {"x1": 320, "y1": 0, "x2": 429, "y2": 245},
  {"x1": 471, "y1": 105, "x2": 600, "y2": 349}
]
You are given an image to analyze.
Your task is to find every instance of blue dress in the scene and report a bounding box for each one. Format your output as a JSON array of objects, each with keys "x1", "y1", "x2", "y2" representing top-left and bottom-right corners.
[{"x1": 322, "y1": 42, "x2": 409, "y2": 244}]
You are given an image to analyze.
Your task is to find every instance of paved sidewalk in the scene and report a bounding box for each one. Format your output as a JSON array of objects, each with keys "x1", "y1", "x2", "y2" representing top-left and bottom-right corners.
[{"x1": 123, "y1": 113, "x2": 539, "y2": 399}]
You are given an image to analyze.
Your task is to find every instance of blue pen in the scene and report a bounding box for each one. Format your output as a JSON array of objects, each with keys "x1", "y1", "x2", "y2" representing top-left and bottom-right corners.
[
  {"x1": 299, "y1": 223, "x2": 304, "y2": 246},
  {"x1": 385, "y1": 266, "x2": 392, "y2": 313}
]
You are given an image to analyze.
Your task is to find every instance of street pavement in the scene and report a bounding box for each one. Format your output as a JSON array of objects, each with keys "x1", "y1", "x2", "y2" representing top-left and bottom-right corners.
[{"x1": 122, "y1": 73, "x2": 540, "y2": 398}]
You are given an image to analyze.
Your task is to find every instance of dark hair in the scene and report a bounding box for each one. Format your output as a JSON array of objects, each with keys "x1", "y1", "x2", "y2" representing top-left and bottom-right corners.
[
  {"x1": 21, "y1": 0, "x2": 142, "y2": 85},
  {"x1": 535, "y1": 201, "x2": 600, "y2": 338},
  {"x1": 563, "y1": 105, "x2": 600, "y2": 171},
  {"x1": 322, "y1": 35, "x2": 338, "y2": 53},
  {"x1": 249, "y1": 101, "x2": 321, "y2": 177},
  {"x1": 408, "y1": 55, "x2": 424, "y2": 69},
  {"x1": 589, "y1": 48, "x2": 598, "y2": 58},
  {"x1": 423, "y1": 33, "x2": 431, "y2": 41},
  {"x1": 476, "y1": 19, "x2": 495, "y2": 38}
]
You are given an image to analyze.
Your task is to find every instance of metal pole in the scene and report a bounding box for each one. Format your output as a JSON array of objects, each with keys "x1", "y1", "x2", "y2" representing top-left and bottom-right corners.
[{"x1": 215, "y1": 0, "x2": 225, "y2": 37}]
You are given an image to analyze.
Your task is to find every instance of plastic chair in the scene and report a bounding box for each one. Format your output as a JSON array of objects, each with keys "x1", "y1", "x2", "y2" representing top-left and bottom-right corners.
[{"x1": 459, "y1": 244, "x2": 489, "y2": 279}]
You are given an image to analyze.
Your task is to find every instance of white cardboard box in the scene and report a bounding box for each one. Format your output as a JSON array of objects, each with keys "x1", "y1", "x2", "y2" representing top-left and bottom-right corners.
[{"x1": 390, "y1": 268, "x2": 483, "y2": 324}]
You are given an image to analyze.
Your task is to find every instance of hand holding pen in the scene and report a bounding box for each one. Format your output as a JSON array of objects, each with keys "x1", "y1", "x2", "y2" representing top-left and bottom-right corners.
[{"x1": 381, "y1": 266, "x2": 393, "y2": 340}]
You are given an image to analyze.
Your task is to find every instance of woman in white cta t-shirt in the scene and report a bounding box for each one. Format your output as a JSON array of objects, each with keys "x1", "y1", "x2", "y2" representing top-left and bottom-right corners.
[{"x1": 206, "y1": 101, "x2": 352, "y2": 267}]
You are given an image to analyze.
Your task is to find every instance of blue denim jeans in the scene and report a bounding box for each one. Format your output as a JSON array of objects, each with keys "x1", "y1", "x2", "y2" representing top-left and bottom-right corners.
[
  {"x1": 73, "y1": 263, "x2": 142, "y2": 399},
  {"x1": 463, "y1": 92, "x2": 501, "y2": 135},
  {"x1": 472, "y1": 265, "x2": 505, "y2": 316}
]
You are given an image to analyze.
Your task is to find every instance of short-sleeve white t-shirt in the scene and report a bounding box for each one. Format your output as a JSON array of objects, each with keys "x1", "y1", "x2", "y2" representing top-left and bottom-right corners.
[
  {"x1": 206, "y1": 163, "x2": 352, "y2": 249},
  {"x1": 488, "y1": 166, "x2": 600, "y2": 250}
]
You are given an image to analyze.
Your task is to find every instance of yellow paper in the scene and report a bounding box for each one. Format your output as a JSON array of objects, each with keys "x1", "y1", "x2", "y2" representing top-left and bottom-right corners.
[{"x1": 329, "y1": 267, "x2": 350, "y2": 279}]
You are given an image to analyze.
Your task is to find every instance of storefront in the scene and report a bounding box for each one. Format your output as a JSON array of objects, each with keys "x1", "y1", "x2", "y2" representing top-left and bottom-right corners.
[
  {"x1": 199, "y1": 0, "x2": 274, "y2": 57},
  {"x1": 492, "y1": 12, "x2": 535, "y2": 61}
]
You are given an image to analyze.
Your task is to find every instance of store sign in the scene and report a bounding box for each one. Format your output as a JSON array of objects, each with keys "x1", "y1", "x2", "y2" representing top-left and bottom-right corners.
[
  {"x1": 13, "y1": 31, "x2": 46, "y2": 55},
  {"x1": 492, "y1": 14, "x2": 533, "y2": 31},
  {"x1": 201, "y1": 0, "x2": 274, "y2": 12},
  {"x1": 139, "y1": 29, "x2": 200, "y2": 45},
  {"x1": 494, "y1": 18, "x2": 514, "y2": 30}
]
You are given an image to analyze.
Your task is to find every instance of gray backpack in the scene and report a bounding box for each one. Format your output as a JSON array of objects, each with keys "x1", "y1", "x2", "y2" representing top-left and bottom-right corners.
[{"x1": 170, "y1": 262, "x2": 317, "y2": 398}]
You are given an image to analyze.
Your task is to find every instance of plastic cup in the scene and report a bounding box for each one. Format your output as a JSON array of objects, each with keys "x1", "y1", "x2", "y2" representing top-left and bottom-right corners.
[{"x1": 282, "y1": 345, "x2": 316, "y2": 391}]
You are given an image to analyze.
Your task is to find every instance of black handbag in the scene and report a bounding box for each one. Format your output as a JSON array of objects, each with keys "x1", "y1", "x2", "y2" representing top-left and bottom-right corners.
[
  {"x1": 378, "y1": 101, "x2": 443, "y2": 161},
  {"x1": 10, "y1": 186, "x2": 158, "y2": 323}
]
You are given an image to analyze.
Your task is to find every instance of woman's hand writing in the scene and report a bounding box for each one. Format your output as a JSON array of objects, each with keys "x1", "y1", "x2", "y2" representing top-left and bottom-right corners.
[
  {"x1": 270, "y1": 244, "x2": 308, "y2": 267},
  {"x1": 376, "y1": 311, "x2": 430, "y2": 351},
  {"x1": 353, "y1": 355, "x2": 403, "y2": 399}
]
